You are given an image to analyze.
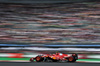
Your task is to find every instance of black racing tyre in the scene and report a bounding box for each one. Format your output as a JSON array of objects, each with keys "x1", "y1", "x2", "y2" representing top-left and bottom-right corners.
[
  {"x1": 68, "y1": 57, "x2": 75, "y2": 62},
  {"x1": 36, "y1": 56, "x2": 43, "y2": 62}
]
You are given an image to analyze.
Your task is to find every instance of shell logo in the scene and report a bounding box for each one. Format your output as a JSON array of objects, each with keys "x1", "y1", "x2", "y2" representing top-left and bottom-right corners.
[{"x1": 53, "y1": 57, "x2": 56, "y2": 59}]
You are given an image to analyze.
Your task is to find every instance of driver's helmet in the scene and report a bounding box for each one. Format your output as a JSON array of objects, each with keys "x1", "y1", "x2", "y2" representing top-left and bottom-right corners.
[{"x1": 56, "y1": 52, "x2": 59, "y2": 55}]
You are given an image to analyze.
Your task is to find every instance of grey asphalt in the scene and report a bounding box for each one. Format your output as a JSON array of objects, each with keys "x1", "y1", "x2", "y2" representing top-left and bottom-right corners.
[
  {"x1": 0, "y1": 62, "x2": 100, "y2": 66},
  {"x1": 0, "y1": 0, "x2": 96, "y2": 4}
]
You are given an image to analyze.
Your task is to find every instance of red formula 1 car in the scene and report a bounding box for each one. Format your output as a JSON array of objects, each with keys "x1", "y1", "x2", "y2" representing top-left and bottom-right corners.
[{"x1": 30, "y1": 53, "x2": 78, "y2": 62}]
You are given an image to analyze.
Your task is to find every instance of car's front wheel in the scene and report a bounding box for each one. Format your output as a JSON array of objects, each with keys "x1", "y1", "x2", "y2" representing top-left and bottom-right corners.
[{"x1": 68, "y1": 57, "x2": 76, "y2": 62}]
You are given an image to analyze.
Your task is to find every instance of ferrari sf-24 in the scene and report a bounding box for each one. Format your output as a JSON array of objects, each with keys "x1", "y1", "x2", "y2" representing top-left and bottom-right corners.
[{"x1": 30, "y1": 53, "x2": 78, "y2": 62}]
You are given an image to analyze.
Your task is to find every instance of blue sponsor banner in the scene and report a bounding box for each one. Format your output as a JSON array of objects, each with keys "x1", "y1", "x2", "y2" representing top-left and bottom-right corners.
[
  {"x1": 0, "y1": 44, "x2": 30, "y2": 46},
  {"x1": 44, "y1": 45, "x2": 100, "y2": 47},
  {"x1": 0, "y1": 44, "x2": 100, "y2": 47}
]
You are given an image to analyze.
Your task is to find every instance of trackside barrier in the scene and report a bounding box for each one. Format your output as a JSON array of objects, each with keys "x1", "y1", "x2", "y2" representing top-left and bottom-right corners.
[{"x1": 0, "y1": 53, "x2": 94, "y2": 59}]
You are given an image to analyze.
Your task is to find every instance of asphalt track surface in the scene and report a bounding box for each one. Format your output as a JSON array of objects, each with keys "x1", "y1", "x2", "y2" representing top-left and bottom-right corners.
[{"x1": 0, "y1": 62, "x2": 100, "y2": 66}]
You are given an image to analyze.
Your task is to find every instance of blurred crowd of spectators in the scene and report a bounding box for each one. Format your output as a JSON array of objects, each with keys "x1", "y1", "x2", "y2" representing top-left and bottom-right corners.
[{"x1": 0, "y1": 2, "x2": 100, "y2": 44}]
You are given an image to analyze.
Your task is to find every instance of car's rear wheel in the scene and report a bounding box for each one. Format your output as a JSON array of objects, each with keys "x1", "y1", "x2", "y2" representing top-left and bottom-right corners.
[
  {"x1": 68, "y1": 57, "x2": 74, "y2": 62},
  {"x1": 36, "y1": 56, "x2": 43, "y2": 62}
]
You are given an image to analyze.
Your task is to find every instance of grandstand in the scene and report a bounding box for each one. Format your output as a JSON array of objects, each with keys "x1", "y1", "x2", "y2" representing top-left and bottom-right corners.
[{"x1": 0, "y1": 1, "x2": 100, "y2": 47}]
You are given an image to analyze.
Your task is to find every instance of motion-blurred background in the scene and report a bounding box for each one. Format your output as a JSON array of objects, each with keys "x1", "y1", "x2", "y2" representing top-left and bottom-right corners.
[{"x1": 0, "y1": 0, "x2": 100, "y2": 62}]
